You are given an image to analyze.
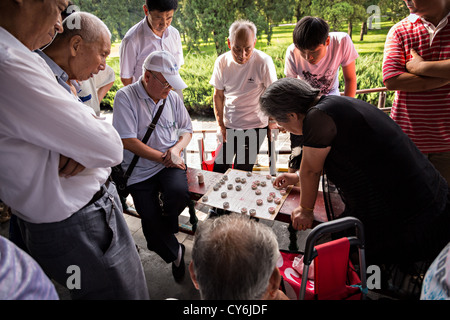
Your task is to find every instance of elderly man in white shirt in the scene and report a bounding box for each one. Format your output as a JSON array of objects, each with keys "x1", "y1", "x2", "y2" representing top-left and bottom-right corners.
[
  {"x1": 119, "y1": 0, "x2": 183, "y2": 87},
  {"x1": 0, "y1": 0, "x2": 148, "y2": 300},
  {"x1": 210, "y1": 19, "x2": 278, "y2": 174}
]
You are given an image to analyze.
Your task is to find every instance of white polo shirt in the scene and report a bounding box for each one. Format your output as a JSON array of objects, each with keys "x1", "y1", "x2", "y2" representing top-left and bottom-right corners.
[
  {"x1": 119, "y1": 17, "x2": 184, "y2": 83},
  {"x1": 112, "y1": 78, "x2": 193, "y2": 186},
  {"x1": 0, "y1": 27, "x2": 123, "y2": 223},
  {"x1": 209, "y1": 49, "x2": 278, "y2": 130}
]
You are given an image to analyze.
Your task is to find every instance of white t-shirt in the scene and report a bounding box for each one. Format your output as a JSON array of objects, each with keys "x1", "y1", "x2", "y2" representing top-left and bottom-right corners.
[
  {"x1": 119, "y1": 17, "x2": 184, "y2": 83},
  {"x1": 0, "y1": 27, "x2": 123, "y2": 223},
  {"x1": 77, "y1": 65, "x2": 116, "y2": 116},
  {"x1": 210, "y1": 49, "x2": 277, "y2": 130},
  {"x1": 284, "y1": 32, "x2": 358, "y2": 96}
]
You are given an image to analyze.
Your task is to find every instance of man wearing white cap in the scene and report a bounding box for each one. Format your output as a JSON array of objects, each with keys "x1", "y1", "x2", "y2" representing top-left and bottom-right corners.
[{"x1": 113, "y1": 50, "x2": 192, "y2": 282}]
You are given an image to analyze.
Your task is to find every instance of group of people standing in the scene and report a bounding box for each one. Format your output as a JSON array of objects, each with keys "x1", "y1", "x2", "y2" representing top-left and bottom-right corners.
[{"x1": 0, "y1": 0, "x2": 449, "y2": 300}]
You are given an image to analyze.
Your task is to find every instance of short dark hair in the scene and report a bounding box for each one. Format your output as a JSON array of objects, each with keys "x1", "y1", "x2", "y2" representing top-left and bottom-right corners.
[
  {"x1": 145, "y1": 0, "x2": 178, "y2": 12},
  {"x1": 293, "y1": 16, "x2": 329, "y2": 50}
]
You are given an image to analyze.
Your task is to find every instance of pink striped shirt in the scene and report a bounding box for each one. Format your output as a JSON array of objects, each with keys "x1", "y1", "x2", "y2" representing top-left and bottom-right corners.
[{"x1": 383, "y1": 14, "x2": 450, "y2": 153}]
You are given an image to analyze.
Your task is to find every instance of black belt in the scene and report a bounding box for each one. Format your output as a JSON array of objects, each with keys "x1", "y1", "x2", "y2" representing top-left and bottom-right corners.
[{"x1": 85, "y1": 180, "x2": 110, "y2": 208}]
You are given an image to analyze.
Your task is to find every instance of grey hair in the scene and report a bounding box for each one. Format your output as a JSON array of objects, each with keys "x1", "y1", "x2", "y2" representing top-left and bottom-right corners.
[
  {"x1": 61, "y1": 11, "x2": 111, "y2": 43},
  {"x1": 228, "y1": 19, "x2": 257, "y2": 44},
  {"x1": 191, "y1": 214, "x2": 279, "y2": 300},
  {"x1": 260, "y1": 77, "x2": 320, "y2": 123}
]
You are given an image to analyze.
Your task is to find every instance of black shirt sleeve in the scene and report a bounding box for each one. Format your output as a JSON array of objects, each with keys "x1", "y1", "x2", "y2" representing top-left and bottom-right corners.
[{"x1": 302, "y1": 107, "x2": 337, "y2": 148}]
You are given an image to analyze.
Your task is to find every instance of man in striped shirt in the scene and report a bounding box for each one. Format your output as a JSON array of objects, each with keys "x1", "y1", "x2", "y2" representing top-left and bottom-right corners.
[{"x1": 383, "y1": 0, "x2": 450, "y2": 185}]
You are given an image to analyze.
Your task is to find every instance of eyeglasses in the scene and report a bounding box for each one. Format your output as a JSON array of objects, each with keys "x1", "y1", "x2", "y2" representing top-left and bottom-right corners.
[{"x1": 150, "y1": 71, "x2": 171, "y2": 88}]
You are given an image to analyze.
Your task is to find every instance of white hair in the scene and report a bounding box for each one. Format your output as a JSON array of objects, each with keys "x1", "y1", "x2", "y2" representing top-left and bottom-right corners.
[
  {"x1": 228, "y1": 19, "x2": 257, "y2": 43},
  {"x1": 62, "y1": 11, "x2": 111, "y2": 42}
]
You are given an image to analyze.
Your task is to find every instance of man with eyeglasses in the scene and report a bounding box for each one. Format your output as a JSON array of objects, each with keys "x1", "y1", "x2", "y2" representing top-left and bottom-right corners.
[
  {"x1": 119, "y1": 0, "x2": 183, "y2": 93},
  {"x1": 113, "y1": 51, "x2": 192, "y2": 282}
]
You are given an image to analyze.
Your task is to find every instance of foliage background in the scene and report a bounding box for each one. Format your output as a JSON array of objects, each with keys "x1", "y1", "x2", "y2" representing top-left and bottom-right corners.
[{"x1": 70, "y1": 0, "x2": 409, "y2": 114}]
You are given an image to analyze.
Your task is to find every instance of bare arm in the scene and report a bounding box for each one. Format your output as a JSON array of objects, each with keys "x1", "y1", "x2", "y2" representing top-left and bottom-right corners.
[
  {"x1": 97, "y1": 81, "x2": 114, "y2": 102},
  {"x1": 122, "y1": 138, "x2": 165, "y2": 163},
  {"x1": 342, "y1": 61, "x2": 357, "y2": 97},
  {"x1": 162, "y1": 132, "x2": 192, "y2": 169},
  {"x1": 291, "y1": 146, "x2": 330, "y2": 231},
  {"x1": 213, "y1": 88, "x2": 227, "y2": 142},
  {"x1": 407, "y1": 49, "x2": 450, "y2": 80},
  {"x1": 120, "y1": 77, "x2": 133, "y2": 86},
  {"x1": 384, "y1": 72, "x2": 450, "y2": 92}
]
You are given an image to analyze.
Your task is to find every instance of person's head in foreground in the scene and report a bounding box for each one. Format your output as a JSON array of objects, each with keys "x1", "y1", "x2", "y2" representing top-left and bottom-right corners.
[
  {"x1": 189, "y1": 213, "x2": 288, "y2": 300},
  {"x1": 259, "y1": 77, "x2": 321, "y2": 135}
]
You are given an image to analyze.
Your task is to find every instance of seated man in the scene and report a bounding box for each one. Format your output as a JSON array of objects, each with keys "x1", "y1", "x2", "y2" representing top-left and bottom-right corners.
[
  {"x1": 189, "y1": 214, "x2": 289, "y2": 300},
  {"x1": 113, "y1": 51, "x2": 192, "y2": 282}
]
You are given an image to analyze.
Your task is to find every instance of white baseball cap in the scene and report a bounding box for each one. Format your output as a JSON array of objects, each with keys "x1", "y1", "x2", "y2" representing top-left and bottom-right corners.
[{"x1": 142, "y1": 51, "x2": 187, "y2": 90}]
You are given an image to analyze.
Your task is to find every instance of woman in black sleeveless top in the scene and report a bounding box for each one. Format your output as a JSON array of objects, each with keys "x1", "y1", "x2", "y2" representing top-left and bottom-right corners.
[{"x1": 260, "y1": 78, "x2": 450, "y2": 265}]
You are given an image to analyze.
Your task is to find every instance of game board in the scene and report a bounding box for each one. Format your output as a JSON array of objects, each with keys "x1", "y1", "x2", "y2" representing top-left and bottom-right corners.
[{"x1": 200, "y1": 169, "x2": 292, "y2": 220}]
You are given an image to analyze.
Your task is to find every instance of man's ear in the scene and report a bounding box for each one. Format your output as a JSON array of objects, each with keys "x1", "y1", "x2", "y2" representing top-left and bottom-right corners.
[
  {"x1": 325, "y1": 35, "x2": 330, "y2": 46},
  {"x1": 69, "y1": 35, "x2": 82, "y2": 56},
  {"x1": 143, "y1": 4, "x2": 149, "y2": 15},
  {"x1": 188, "y1": 261, "x2": 200, "y2": 290},
  {"x1": 262, "y1": 268, "x2": 282, "y2": 300}
]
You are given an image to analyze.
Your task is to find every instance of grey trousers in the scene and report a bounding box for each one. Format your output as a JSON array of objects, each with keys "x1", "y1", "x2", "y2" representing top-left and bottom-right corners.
[{"x1": 17, "y1": 182, "x2": 149, "y2": 300}]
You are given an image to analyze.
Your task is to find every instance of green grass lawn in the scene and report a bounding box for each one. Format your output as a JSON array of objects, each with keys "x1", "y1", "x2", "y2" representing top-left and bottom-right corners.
[{"x1": 106, "y1": 18, "x2": 395, "y2": 112}]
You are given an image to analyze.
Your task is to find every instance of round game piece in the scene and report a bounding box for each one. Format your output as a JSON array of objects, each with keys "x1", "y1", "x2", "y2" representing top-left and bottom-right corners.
[
  {"x1": 267, "y1": 196, "x2": 273, "y2": 202},
  {"x1": 251, "y1": 184, "x2": 257, "y2": 190},
  {"x1": 274, "y1": 197, "x2": 281, "y2": 205},
  {"x1": 256, "y1": 199, "x2": 263, "y2": 206},
  {"x1": 227, "y1": 184, "x2": 233, "y2": 190},
  {"x1": 249, "y1": 209, "x2": 257, "y2": 217},
  {"x1": 197, "y1": 172, "x2": 204, "y2": 184},
  {"x1": 202, "y1": 196, "x2": 208, "y2": 202},
  {"x1": 221, "y1": 192, "x2": 227, "y2": 198},
  {"x1": 241, "y1": 207, "x2": 247, "y2": 214},
  {"x1": 269, "y1": 192, "x2": 276, "y2": 198},
  {"x1": 254, "y1": 180, "x2": 260, "y2": 186},
  {"x1": 268, "y1": 207, "x2": 276, "y2": 214},
  {"x1": 240, "y1": 178, "x2": 246, "y2": 184},
  {"x1": 235, "y1": 185, "x2": 242, "y2": 191},
  {"x1": 255, "y1": 189, "x2": 261, "y2": 195},
  {"x1": 266, "y1": 175, "x2": 272, "y2": 180},
  {"x1": 213, "y1": 185, "x2": 220, "y2": 191},
  {"x1": 235, "y1": 177, "x2": 241, "y2": 183},
  {"x1": 260, "y1": 181, "x2": 266, "y2": 187},
  {"x1": 280, "y1": 189, "x2": 287, "y2": 196},
  {"x1": 223, "y1": 202, "x2": 229, "y2": 209},
  {"x1": 220, "y1": 179, "x2": 225, "y2": 185},
  {"x1": 247, "y1": 172, "x2": 252, "y2": 177},
  {"x1": 223, "y1": 175, "x2": 228, "y2": 181}
]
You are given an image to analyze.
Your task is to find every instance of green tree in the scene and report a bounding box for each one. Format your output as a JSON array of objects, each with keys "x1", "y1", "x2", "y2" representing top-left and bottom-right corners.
[
  {"x1": 71, "y1": 0, "x2": 144, "y2": 41},
  {"x1": 178, "y1": 0, "x2": 295, "y2": 55}
]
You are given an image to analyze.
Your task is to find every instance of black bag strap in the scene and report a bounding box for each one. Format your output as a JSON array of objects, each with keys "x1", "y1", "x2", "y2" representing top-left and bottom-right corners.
[{"x1": 123, "y1": 98, "x2": 166, "y2": 178}]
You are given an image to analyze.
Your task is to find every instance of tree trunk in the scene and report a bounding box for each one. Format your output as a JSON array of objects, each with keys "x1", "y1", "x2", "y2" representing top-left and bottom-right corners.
[
  {"x1": 360, "y1": 21, "x2": 366, "y2": 41},
  {"x1": 348, "y1": 20, "x2": 352, "y2": 38}
]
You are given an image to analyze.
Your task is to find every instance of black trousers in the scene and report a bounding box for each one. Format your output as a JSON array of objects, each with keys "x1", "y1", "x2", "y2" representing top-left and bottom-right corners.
[
  {"x1": 213, "y1": 127, "x2": 268, "y2": 173},
  {"x1": 129, "y1": 167, "x2": 190, "y2": 263}
]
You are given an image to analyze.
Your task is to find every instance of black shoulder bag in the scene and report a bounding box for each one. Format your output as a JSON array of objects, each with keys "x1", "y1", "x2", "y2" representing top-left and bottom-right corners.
[{"x1": 111, "y1": 99, "x2": 166, "y2": 198}]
